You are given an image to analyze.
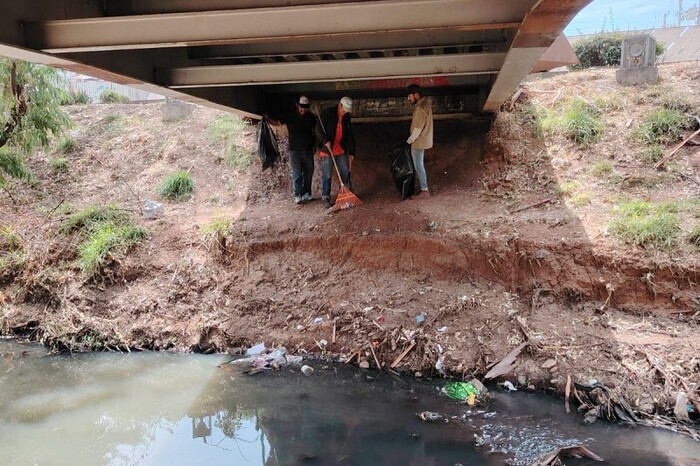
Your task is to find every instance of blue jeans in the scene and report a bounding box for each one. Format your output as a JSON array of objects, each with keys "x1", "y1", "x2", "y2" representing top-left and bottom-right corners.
[
  {"x1": 411, "y1": 148, "x2": 428, "y2": 191},
  {"x1": 321, "y1": 153, "x2": 349, "y2": 200},
  {"x1": 289, "y1": 150, "x2": 314, "y2": 196}
]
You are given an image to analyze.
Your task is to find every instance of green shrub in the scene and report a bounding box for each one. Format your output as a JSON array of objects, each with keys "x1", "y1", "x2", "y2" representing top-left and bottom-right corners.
[
  {"x1": 570, "y1": 192, "x2": 591, "y2": 206},
  {"x1": 60, "y1": 204, "x2": 129, "y2": 234},
  {"x1": 688, "y1": 225, "x2": 700, "y2": 248},
  {"x1": 60, "y1": 89, "x2": 91, "y2": 105},
  {"x1": 58, "y1": 204, "x2": 147, "y2": 275},
  {"x1": 589, "y1": 161, "x2": 613, "y2": 177},
  {"x1": 562, "y1": 98, "x2": 603, "y2": 145},
  {"x1": 609, "y1": 200, "x2": 680, "y2": 248},
  {"x1": 573, "y1": 33, "x2": 663, "y2": 70},
  {"x1": 99, "y1": 89, "x2": 129, "y2": 104},
  {"x1": 57, "y1": 137, "x2": 77, "y2": 154},
  {"x1": 634, "y1": 109, "x2": 693, "y2": 145},
  {"x1": 78, "y1": 221, "x2": 147, "y2": 274},
  {"x1": 206, "y1": 115, "x2": 254, "y2": 169},
  {"x1": 0, "y1": 250, "x2": 26, "y2": 279},
  {"x1": 158, "y1": 171, "x2": 195, "y2": 200},
  {"x1": 0, "y1": 149, "x2": 33, "y2": 186},
  {"x1": 50, "y1": 157, "x2": 69, "y2": 171},
  {"x1": 0, "y1": 225, "x2": 22, "y2": 251},
  {"x1": 572, "y1": 33, "x2": 624, "y2": 69},
  {"x1": 640, "y1": 145, "x2": 664, "y2": 163},
  {"x1": 559, "y1": 181, "x2": 578, "y2": 197}
]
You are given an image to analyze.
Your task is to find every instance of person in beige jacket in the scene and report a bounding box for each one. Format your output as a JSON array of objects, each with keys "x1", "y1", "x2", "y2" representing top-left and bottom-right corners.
[{"x1": 406, "y1": 84, "x2": 433, "y2": 196}]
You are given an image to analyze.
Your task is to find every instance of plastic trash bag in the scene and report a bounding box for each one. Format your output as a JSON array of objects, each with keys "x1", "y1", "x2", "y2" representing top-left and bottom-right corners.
[
  {"x1": 387, "y1": 143, "x2": 415, "y2": 200},
  {"x1": 257, "y1": 118, "x2": 280, "y2": 171},
  {"x1": 444, "y1": 381, "x2": 480, "y2": 406}
]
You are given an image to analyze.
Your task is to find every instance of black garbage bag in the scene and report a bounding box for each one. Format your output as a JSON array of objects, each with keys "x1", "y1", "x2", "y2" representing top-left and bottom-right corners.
[
  {"x1": 257, "y1": 119, "x2": 280, "y2": 171},
  {"x1": 387, "y1": 143, "x2": 415, "y2": 200}
]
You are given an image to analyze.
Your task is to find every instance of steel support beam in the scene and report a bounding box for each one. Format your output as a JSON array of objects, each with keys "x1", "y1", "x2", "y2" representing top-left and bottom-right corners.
[
  {"x1": 189, "y1": 29, "x2": 511, "y2": 60},
  {"x1": 157, "y1": 53, "x2": 505, "y2": 88},
  {"x1": 26, "y1": 0, "x2": 534, "y2": 53}
]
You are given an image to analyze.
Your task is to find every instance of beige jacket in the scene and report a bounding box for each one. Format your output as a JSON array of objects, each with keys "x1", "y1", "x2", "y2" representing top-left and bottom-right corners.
[{"x1": 410, "y1": 97, "x2": 433, "y2": 150}]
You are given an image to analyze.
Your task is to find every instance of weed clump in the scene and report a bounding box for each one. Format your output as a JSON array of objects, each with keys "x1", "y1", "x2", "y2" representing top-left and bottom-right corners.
[
  {"x1": 78, "y1": 222, "x2": 147, "y2": 274},
  {"x1": 201, "y1": 216, "x2": 231, "y2": 257},
  {"x1": 688, "y1": 226, "x2": 700, "y2": 248},
  {"x1": 206, "y1": 115, "x2": 254, "y2": 168},
  {"x1": 60, "y1": 204, "x2": 147, "y2": 275},
  {"x1": 60, "y1": 204, "x2": 130, "y2": 234},
  {"x1": 99, "y1": 89, "x2": 129, "y2": 104},
  {"x1": 57, "y1": 138, "x2": 77, "y2": 154},
  {"x1": 0, "y1": 226, "x2": 26, "y2": 280},
  {"x1": 50, "y1": 157, "x2": 69, "y2": 171},
  {"x1": 158, "y1": 171, "x2": 195, "y2": 201},
  {"x1": 561, "y1": 98, "x2": 603, "y2": 145},
  {"x1": 634, "y1": 109, "x2": 693, "y2": 145},
  {"x1": 609, "y1": 200, "x2": 680, "y2": 248}
]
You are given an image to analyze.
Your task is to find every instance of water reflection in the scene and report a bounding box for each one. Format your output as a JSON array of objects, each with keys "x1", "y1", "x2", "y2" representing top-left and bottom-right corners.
[{"x1": 1, "y1": 340, "x2": 699, "y2": 466}]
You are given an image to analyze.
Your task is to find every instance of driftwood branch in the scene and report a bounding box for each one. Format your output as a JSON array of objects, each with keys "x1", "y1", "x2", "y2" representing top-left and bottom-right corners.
[
  {"x1": 654, "y1": 115, "x2": 700, "y2": 169},
  {"x1": 510, "y1": 197, "x2": 553, "y2": 214}
]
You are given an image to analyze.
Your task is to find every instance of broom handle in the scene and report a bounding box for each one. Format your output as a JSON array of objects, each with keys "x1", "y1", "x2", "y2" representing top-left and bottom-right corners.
[{"x1": 313, "y1": 107, "x2": 346, "y2": 186}]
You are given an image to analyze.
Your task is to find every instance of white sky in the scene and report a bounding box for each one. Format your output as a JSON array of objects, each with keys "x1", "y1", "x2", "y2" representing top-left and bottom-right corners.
[{"x1": 565, "y1": 0, "x2": 700, "y2": 35}]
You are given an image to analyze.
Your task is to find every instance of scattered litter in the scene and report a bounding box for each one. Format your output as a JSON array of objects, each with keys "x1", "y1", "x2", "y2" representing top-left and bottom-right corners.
[
  {"x1": 301, "y1": 365, "x2": 314, "y2": 376},
  {"x1": 503, "y1": 380, "x2": 518, "y2": 392},
  {"x1": 437, "y1": 326, "x2": 448, "y2": 333},
  {"x1": 246, "y1": 342, "x2": 266, "y2": 355},
  {"x1": 221, "y1": 347, "x2": 303, "y2": 373},
  {"x1": 415, "y1": 313, "x2": 426, "y2": 325},
  {"x1": 296, "y1": 324, "x2": 305, "y2": 331},
  {"x1": 443, "y1": 381, "x2": 480, "y2": 406},
  {"x1": 417, "y1": 411, "x2": 449, "y2": 423},
  {"x1": 435, "y1": 354, "x2": 446, "y2": 376},
  {"x1": 359, "y1": 360, "x2": 370, "y2": 369},
  {"x1": 313, "y1": 317, "x2": 323, "y2": 324},
  {"x1": 316, "y1": 339, "x2": 328, "y2": 349},
  {"x1": 143, "y1": 200, "x2": 164, "y2": 219}
]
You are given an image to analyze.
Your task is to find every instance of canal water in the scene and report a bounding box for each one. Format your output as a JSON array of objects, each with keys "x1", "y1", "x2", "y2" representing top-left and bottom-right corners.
[{"x1": 1, "y1": 339, "x2": 698, "y2": 466}]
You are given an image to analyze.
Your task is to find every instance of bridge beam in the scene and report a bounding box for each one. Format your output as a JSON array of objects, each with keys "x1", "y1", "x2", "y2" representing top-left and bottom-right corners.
[
  {"x1": 157, "y1": 53, "x2": 505, "y2": 88},
  {"x1": 25, "y1": 0, "x2": 531, "y2": 53},
  {"x1": 483, "y1": 0, "x2": 592, "y2": 112}
]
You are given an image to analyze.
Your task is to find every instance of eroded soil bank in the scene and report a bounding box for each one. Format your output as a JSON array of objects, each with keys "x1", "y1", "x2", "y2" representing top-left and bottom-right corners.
[{"x1": 1, "y1": 64, "x2": 699, "y2": 437}]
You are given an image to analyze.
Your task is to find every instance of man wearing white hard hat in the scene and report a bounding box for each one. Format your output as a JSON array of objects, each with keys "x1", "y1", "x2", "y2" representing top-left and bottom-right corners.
[{"x1": 315, "y1": 96, "x2": 355, "y2": 209}]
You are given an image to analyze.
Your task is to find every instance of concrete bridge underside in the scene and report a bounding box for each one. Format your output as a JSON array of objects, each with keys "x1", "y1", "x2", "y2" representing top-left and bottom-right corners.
[{"x1": 0, "y1": 0, "x2": 591, "y2": 118}]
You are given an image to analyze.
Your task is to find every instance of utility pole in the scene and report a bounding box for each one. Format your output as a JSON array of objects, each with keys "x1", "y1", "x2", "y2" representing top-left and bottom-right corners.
[{"x1": 678, "y1": 0, "x2": 683, "y2": 26}]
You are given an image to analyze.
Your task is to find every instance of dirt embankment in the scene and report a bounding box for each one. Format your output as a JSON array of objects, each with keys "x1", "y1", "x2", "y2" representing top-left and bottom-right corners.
[{"x1": 1, "y1": 63, "x2": 699, "y2": 433}]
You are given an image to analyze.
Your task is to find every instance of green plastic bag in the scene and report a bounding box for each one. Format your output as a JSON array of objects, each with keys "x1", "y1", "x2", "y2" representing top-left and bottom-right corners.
[{"x1": 444, "y1": 381, "x2": 480, "y2": 405}]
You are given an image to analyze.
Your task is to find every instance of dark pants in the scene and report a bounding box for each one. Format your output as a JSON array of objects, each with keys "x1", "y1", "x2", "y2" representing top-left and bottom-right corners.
[
  {"x1": 321, "y1": 153, "x2": 349, "y2": 200},
  {"x1": 289, "y1": 150, "x2": 314, "y2": 196}
]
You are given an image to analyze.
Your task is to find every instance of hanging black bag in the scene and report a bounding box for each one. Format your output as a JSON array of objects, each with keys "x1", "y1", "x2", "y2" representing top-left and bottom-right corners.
[
  {"x1": 387, "y1": 143, "x2": 415, "y2": 200},
  {"x1": 257, "y1": 118, "x2": 280, "y2": 171}
]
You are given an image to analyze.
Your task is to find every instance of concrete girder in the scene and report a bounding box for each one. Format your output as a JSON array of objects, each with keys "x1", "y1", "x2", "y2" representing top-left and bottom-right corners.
[
  {"x1": 157, "y1": 53, "x2": 505, "y2": 88},
  {"x1": 25, "y1": 0, "x2": 534, "y2": 53},
  {"x1": 483, "y1": 0, "x2": 593, "y2": 112}
]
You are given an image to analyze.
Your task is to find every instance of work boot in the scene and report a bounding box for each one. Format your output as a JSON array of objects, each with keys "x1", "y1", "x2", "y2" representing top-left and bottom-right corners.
[
  {"x1": 323, "y1": 197, "x2": 332, "y2": 209},
  {"x1": 301, "y1": 193, "x2": 314, "y2": 202},
  {"x1": 294, "y1": 195, "x2": 303, "y2": 204}
]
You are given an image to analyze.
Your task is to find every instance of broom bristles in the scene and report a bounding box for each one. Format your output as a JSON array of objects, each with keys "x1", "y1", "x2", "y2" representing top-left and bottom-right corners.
[{"x1": 329, "y1": 185, "x2": 363, "y2": 212}]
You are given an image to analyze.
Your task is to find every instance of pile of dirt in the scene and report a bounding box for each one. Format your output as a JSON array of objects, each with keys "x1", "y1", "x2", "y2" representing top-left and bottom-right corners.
[{"x1": 1, "y1": 63, "x2": 698, "y2": 435}]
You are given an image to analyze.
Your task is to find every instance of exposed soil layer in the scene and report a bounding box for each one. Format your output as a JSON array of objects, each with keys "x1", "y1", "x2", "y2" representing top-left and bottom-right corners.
[{"x1": 1, "y1": 63, "x2": 699, "y2": 433}]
